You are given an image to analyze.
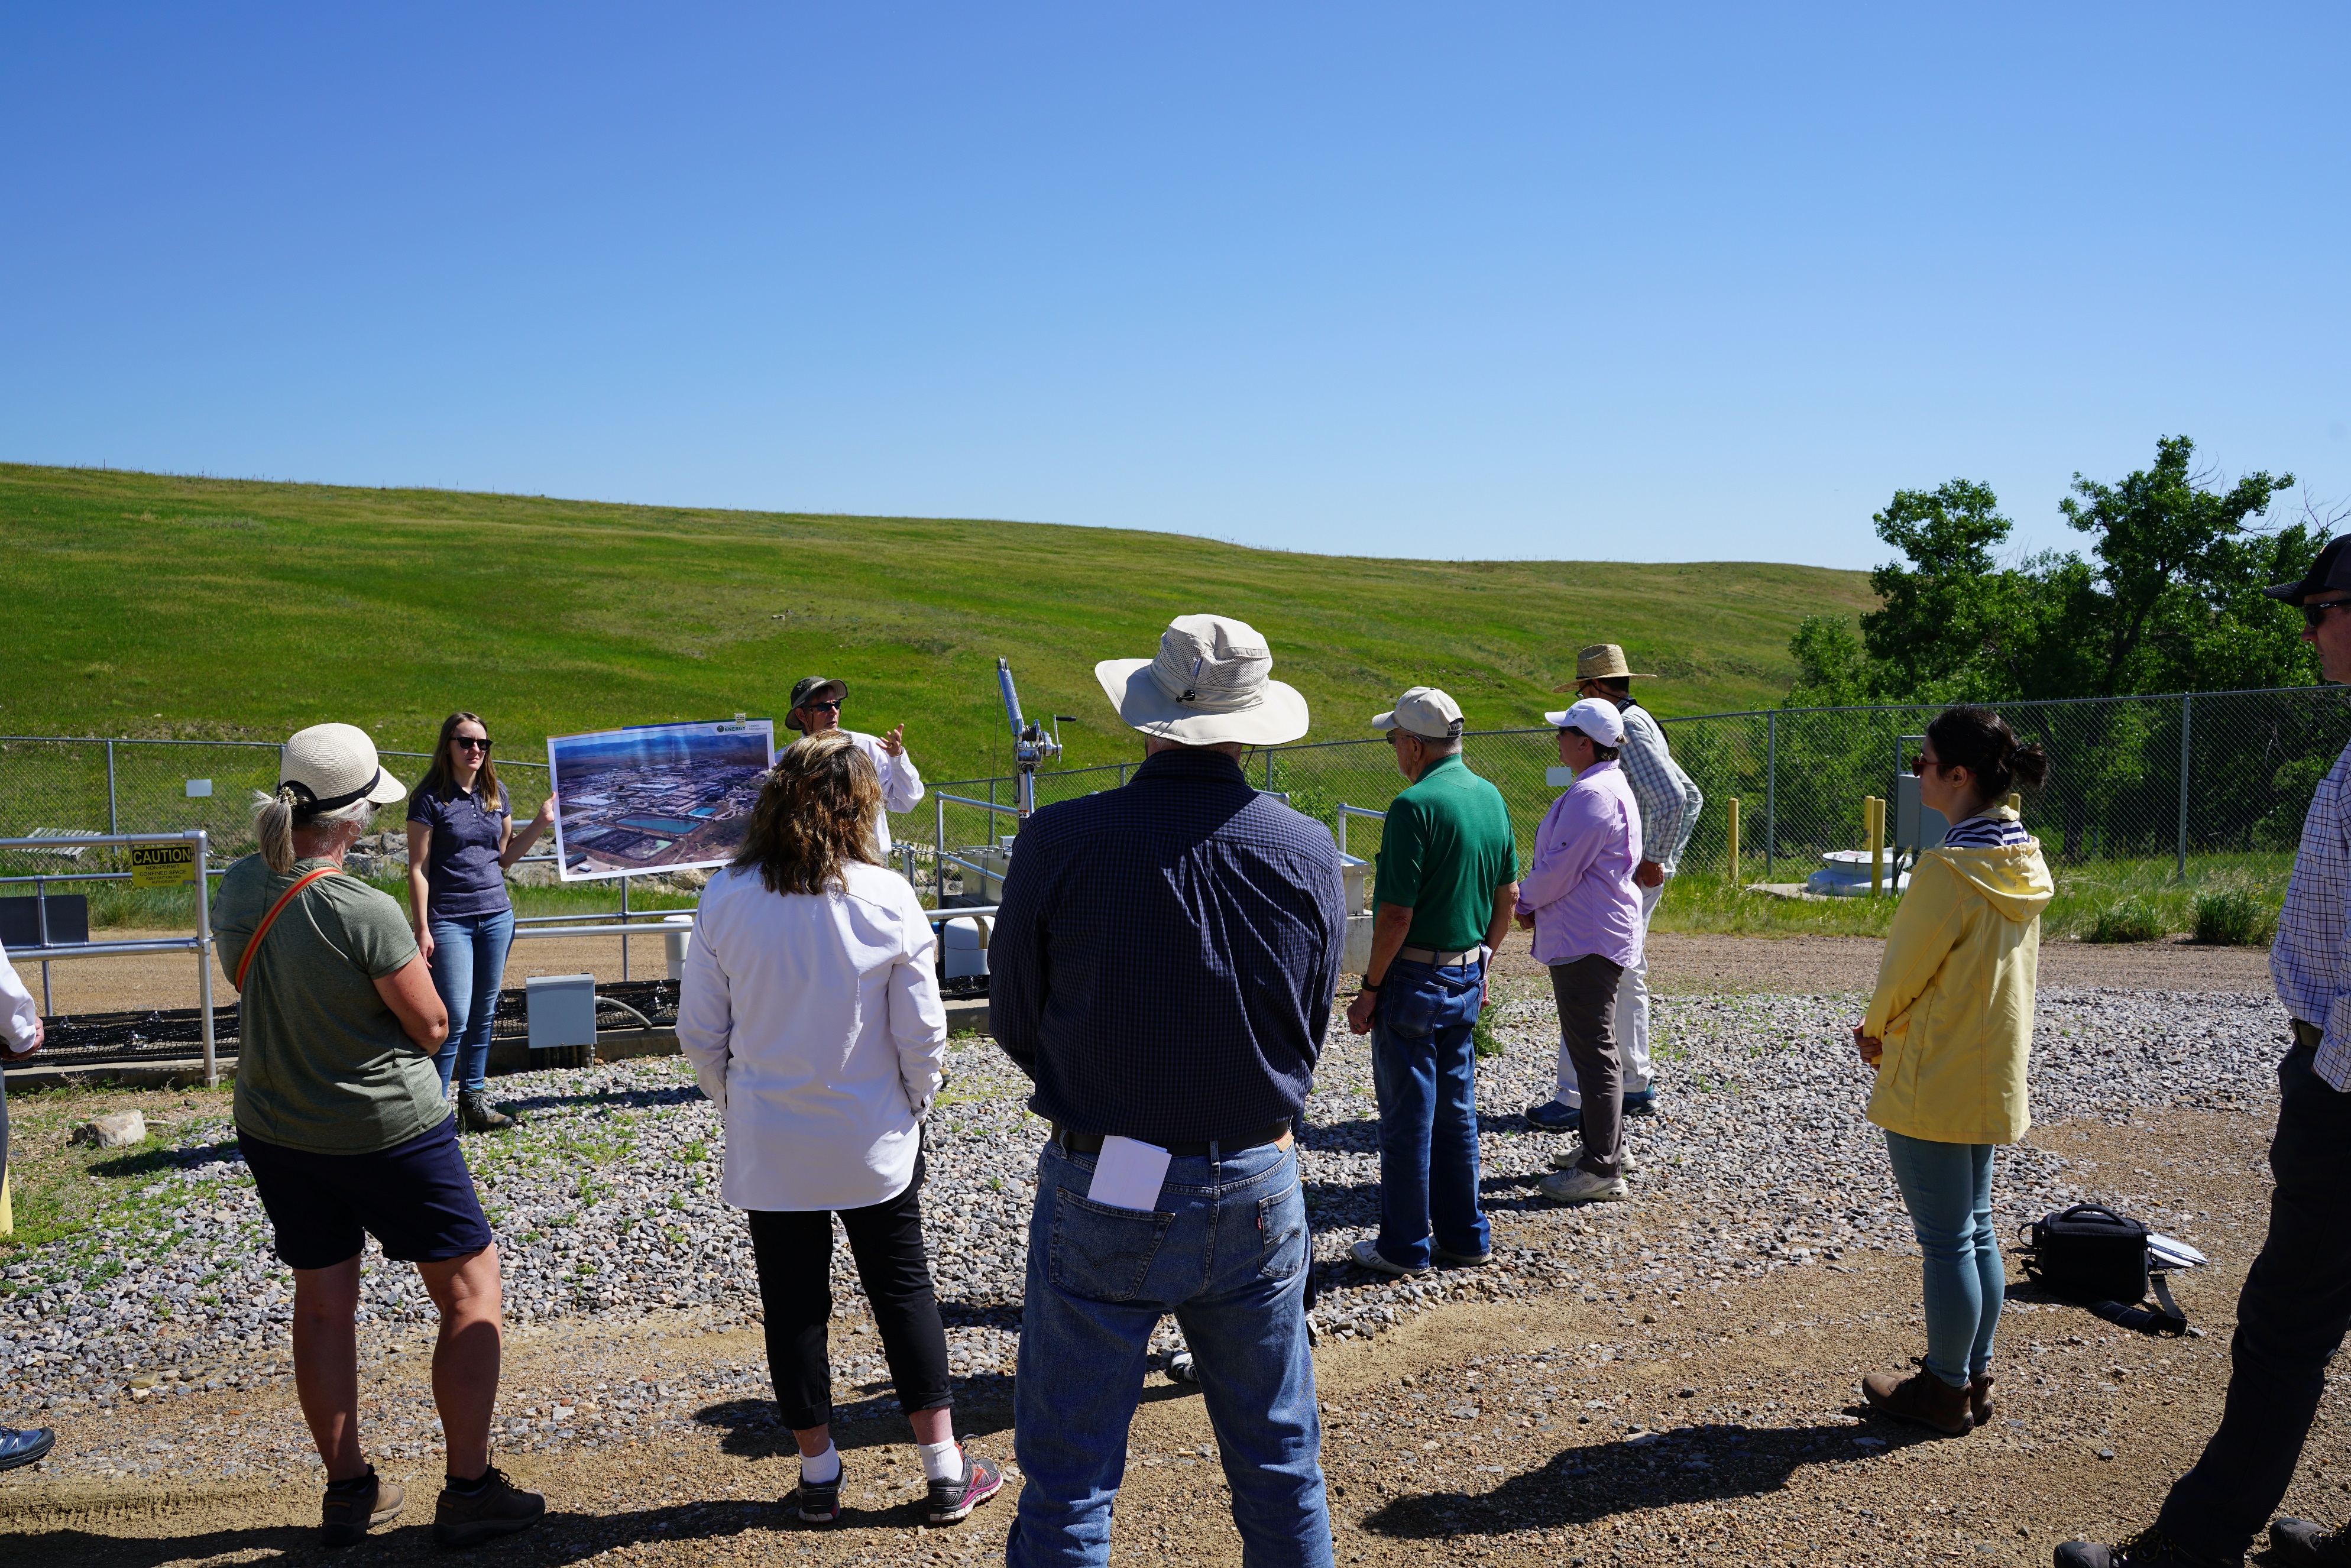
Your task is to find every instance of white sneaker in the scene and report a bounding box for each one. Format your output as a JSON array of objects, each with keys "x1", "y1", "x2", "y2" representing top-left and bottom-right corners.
[
  {"x1": 1349, "y1": 1238, "x2": 1432, "y2": 1277},
  {"x1": 1538, "y1": 1168, "x2": 1630, "y2": 1204},
  {"x1": 1551, "y1": 1142, "x2": 1640, "y2": 1175}
]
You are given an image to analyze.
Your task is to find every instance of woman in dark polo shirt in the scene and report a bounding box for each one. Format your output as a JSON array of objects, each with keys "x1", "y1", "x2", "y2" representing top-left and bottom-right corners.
[{"x1": 404, "y1": 712, "x2": 554, "y2": 1132}]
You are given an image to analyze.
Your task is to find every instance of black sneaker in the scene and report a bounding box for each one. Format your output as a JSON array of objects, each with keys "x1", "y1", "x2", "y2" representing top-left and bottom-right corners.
[
  {"x1": 928, "y1": 1449, "x2": 1003, "y2": 1524},
  {"x1": 458, "y1": 1091, "x2": 516, "y2": 1132},
  {"x1": 788, "y1": 1460, "x2": 843, "y2": 1525},
  {"x1": 2274, "y1": 1517, "x2": 2351, "y2": 1566},
  {"x1": 320, "y1": 1465, "x2": 404, "y2": 1548},
  {"x1": 2052, "y1": 1527, "x2": 2232, "y2": 1567},
  {"x1": 432, "y1": 1465, "x2": 544, "y2": 1548}
]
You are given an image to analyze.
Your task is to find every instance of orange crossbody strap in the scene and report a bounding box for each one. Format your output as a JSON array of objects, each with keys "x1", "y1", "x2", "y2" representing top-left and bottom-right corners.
[{"x1": 232, "y1": 866, "x2": 342, "y2": 992}]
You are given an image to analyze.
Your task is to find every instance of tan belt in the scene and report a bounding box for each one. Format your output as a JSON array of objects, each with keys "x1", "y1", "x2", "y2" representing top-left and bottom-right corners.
[{"x1": 1398, "y1": 944, "x2": 1484, "y2": 967}]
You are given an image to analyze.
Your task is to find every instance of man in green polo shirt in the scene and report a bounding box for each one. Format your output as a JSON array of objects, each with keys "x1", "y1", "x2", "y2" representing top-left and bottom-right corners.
[{"x1": 1344, "y1": 687, "x2": 1520, "y2": 1276}]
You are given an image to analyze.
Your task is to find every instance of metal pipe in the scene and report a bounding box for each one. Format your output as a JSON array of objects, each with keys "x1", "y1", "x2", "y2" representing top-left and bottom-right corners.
[
  {"x1": 105, "y1": 740, "x2": 118, "y2": 836},
  {"x1": 196, "y1": 832, "x2": 216, "y2": 1087},
  {"x1": 1764, "y1": 710, "x2": 1777, "y2": 879},
  {"x1": 36, "y1": 873, "x2": 50, "y2": 1014},
  {"x1": 620, "y1": 876, "x2": 630, "y2": 981},
  {"x1": 2177, "y1": 692, "x2": 2193, "y2": 884}
]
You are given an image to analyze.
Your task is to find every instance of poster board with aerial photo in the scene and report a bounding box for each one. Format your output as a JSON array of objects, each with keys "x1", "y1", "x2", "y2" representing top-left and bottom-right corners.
[{"x1": 547, "y1": 718, "x2": 774, "y2": 882}]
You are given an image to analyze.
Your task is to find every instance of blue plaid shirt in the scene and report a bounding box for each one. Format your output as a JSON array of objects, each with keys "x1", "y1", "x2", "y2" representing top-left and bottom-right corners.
[
  {"x1": 2275, "y1": 735, "x2": 2351, "y2": 1090},
  {"x1": 990, "y1": 746, "x2": 1346, "y2": 1143}
]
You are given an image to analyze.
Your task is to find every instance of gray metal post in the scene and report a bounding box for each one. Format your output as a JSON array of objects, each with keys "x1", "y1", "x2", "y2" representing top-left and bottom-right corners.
[
  {"x1": 35, "y1": 874, "x2": 50, "y2": 1015},
  {"x1": 621, "y1": 875, "x2": 631, "y2": 981},
  {"x1": 1337, "y1": 805, "x2": 1348, "y2": 860},
  {"x1": 935, "y1": 794, "x2": 946, "y2": 900},
  {"x1": 2177, "y1": 692, "x2": 2193, "y2": 883},
  {"x1": 1765, "y1": 711, "x2": 1777, "y2": 877},
  {"x1": 1118, "y1": 763, "x2": 1128, "y2": 787},
  {"x1": 105, "y1": 740, "x2": 118, "y2": 836},
  {"x1": 196, "y1": 832, "x2": 217, "y2": 1087}
]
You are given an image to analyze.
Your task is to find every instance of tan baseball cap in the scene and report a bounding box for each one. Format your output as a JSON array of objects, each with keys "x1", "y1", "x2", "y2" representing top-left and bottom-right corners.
[
  {"x1": 279, "y1": 723, "x2": 407, "y2": 811},
  {"x1": 1371, "y1": 686, "x2": 1464, "y2": 741}
]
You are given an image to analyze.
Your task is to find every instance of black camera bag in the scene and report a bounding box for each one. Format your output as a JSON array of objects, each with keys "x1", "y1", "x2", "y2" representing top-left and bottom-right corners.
[{"x1": 2019, "y1": 1203, "x2": 2188, "y2": 1336}]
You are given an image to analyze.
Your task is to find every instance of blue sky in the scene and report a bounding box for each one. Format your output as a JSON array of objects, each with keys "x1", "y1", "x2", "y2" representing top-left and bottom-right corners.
[{"x1": 4, "y1": 4, "x2": 2345, "y2": 569}]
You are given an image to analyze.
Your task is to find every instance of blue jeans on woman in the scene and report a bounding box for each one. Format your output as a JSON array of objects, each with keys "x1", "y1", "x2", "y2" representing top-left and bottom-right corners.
[
  {"x1": 1882, "y1": 1128, "x2": 2002, "y2": 1387},
  {"x1": 1008, "y1": 1136, "x2": 1329, "y2": 1568},
  {"x1": 427, "y1": 908, "x2": 514, "y2": 1097},
  {"x1": 1369, "y1": 954, "x2": 1491, "y2": 1271}
]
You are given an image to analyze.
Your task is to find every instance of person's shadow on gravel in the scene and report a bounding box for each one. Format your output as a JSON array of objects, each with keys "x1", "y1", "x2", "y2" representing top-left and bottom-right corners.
[{"x1": 1356, "y1": 1417, "x2": 1952, "y2": 1538}]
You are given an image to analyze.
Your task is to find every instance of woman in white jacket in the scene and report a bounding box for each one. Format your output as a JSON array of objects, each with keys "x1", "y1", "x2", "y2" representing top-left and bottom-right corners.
[{"x1": 677, "y1": 733, "x2": 1001, "y2": 1529}]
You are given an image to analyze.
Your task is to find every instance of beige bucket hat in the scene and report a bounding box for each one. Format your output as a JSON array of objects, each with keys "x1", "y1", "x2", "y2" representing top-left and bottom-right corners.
[
  {"x1": 1549, "y1": 642, "x2": 1654, "y2": 692},
  {"x1": 1095, "y1": 614, "x2": 1311, "y2": 746},
  {"x1": 279, "y1": 722, "x2": 408, "y2": 811}
]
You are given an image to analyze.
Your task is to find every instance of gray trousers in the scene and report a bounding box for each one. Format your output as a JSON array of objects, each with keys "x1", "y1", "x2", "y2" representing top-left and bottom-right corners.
[{"x1": 1548, "y1": 955, "x2": 1625, "y2": 1177}]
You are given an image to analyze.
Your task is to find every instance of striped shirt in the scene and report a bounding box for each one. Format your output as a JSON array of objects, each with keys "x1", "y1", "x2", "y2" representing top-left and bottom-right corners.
[
  {"x1": 1940, "y1": 813, "x2": 2032, "y2": 850},
  {"x1": 2273, "y1": 736, "x2": 2351, "y2": 1091},
  {"x1": 1617, "y1": 702, "x2": 1703, "y2": 875}
]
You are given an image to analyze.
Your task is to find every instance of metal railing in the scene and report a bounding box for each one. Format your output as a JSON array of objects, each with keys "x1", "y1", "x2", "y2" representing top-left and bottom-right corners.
[{"x1": 0, "y1": 830, "x2": 220, "y2": 1084}]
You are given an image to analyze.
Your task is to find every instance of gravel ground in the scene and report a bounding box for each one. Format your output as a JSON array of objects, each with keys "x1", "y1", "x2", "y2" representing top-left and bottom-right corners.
[{"x1": 1, "y1": 984, "x2": 2288, "y2": 1457}]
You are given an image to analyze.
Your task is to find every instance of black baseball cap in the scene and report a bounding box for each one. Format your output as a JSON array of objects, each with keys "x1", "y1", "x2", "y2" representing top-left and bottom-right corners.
[
  {"x1": 2265, "y1": 536, "x2": 2351, "y2": 605},
  {"x1": 785, "y1": 676, "x2": 847, "y2": 731}
]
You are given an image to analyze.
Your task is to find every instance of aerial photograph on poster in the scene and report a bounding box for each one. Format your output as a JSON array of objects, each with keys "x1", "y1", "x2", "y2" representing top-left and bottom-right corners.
[{"x1": 546, "y1": 719, "x2": 774, "y2": 881}]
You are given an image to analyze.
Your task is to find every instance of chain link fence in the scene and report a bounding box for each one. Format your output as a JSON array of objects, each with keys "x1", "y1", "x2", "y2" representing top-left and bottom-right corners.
[{"x1": 911, "y1": 685, "x2": 2351, "y2": 898}]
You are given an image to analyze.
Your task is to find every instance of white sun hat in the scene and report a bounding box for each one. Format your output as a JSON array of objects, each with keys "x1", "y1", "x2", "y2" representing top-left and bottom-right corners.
[
  {"x1": 1094, "y1": 614, "x2": 1311, "y2": 747},
  {"x1": 1371, "y1": 686, "x2": 1464, "y2": 741},
  {"x1": 279, "y1": 722, "x2": 409, "y2": 810},
  {"x1": 1540, "y1": 697, "x2": 1626, "y2": 747}
]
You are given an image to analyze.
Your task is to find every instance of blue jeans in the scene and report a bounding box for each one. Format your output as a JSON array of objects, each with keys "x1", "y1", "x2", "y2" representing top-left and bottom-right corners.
[
  {"x1": 1882, "y1": 1128, "x2": 2000, "y2": 1386},
  {"x1": 1008, "y1": 1138, "x2": 1330, "y2": 1568},
  {"x1": 1369, "y1": 955, "x2": 1489, "y2": 1271},
  {"x1": 427, "y1": 908, "x2": 514, "y2": 1096}
]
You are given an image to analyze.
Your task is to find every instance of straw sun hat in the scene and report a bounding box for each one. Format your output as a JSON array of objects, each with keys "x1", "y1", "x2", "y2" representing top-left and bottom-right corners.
[
  {"x1": 1094, "y1": 614, "x2": 1311, "y2": 747},
  {"x1": 1549, "y1": 643, "x2": 1654, "y2": 692}
]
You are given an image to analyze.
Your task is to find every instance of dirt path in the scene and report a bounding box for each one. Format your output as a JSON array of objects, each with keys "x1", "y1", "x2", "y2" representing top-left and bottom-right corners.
[{"x1": 0, "y1": 1103, "x2": 2315, "y2": 1567}]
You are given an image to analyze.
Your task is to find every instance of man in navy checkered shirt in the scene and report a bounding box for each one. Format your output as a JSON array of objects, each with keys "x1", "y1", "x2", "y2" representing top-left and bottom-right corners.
[
  {"x1": 2060, "y1": 535, "x2": 2351, "y2": 1568},
  {"x1": 993, "y1": 614, "x2": 1344, "y2": 1568}
]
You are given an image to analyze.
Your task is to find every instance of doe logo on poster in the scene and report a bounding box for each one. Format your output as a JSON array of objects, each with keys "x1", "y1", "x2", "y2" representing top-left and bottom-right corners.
[{"x1": 130, "y1": 842, "x2": 197, "y2": 889}]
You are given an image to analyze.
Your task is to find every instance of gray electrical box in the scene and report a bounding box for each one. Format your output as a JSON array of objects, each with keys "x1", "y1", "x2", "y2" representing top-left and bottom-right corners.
[
  {"x1": 1893, "y1": 772, "x2": 1950, "y2": 856},
  {"x1": 526, "y1": 973, "x2": 598, "y2": 1053}
]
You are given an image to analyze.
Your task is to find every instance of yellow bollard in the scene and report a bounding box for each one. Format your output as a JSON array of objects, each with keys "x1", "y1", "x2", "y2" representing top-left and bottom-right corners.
[
  {"x1": 0, "y1": 1169, "x2": 11, "y2": 1239},
  {"x1": 1867, "y1": 795, "x2": 1885, "y2": 897},
  {"x1": 1725, "y1": 796, "x2": 1741, "y2": 886}
]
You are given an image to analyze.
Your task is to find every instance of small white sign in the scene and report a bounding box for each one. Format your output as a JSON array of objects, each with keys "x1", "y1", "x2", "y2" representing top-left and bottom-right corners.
[{"x1": 185, "y1": 779, "x2": 213, "y2": 798}]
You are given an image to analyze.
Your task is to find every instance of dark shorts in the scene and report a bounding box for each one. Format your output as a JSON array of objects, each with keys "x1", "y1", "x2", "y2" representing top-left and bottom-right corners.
[{"x1": 238, "y1": 1114, "x2": 494, "y2": 1271}]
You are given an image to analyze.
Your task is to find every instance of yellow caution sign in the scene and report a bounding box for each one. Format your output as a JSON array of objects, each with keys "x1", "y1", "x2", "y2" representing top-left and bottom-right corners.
[{"x1": 130, "y1": 841, "x2": 197, "y2": 889}]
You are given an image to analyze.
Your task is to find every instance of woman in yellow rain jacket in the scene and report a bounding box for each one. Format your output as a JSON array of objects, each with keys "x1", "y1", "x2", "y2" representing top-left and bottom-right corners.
[{"x1": 1853, "y1": 707, "x2": 2052, "y2": 1436}]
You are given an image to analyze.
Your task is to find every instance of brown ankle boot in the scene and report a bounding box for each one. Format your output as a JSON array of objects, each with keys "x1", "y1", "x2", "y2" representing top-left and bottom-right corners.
[
  {"x1": 1861, "y1": 1365, "x2": 1973, "y2": 1436},
  {"x1": 1969, "y1": 1371, "x2": 1995, "y2": 1427}
]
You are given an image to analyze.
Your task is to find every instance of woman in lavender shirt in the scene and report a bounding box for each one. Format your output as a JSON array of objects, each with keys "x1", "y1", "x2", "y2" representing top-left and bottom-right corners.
[
  {"x1": 404, "y1": 712, "x2": 555, "y2": 1132},
  {"x1": 1517, "y1": 697, "x2": 1646, "y2": 1204}
]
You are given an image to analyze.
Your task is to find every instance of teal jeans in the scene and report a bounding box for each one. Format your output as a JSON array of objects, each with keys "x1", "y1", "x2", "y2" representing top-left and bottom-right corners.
[{"x1": 1882, "y1": 1129, "x2": 2002, "y2": 1387}]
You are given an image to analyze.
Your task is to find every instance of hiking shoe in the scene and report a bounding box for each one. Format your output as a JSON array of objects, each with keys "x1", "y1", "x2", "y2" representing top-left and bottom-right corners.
[
  {"x1": 1861, "y1": 1365, "x2": 1972, "y2": 1436},
  {"x1": 2054, "y1": 1528, "x2": 2235, "y2": 1567},
  {"x1": 458, "y1": 1091, "x2": 516, "y2": 1133},
  {"x1": 0, "y1": 1426, "x2": 56, "y2": 1472},
  {"x1": 786, "y1": 1461, "x2": 843, "y2": 1524},
  {"x1": 2274, "y1": 1517, "x2": 2351, "y2": 1566},
  {"x1": 1550, "y1": 1142, "x2": 1640, "y2": 1175},
  {"x1": 1621, "y1": 1087, "x2": 1659, "y2": 1116},
  {"x1": 1523, "y1": 1097, "x2": 1582, "y2": 1131},
  {"x1": 1350, "y1": 1238, "x2": 1432, "y2": 1277},
  {"x1": 927, "y1": 1449, "x2": 1004, "y2": 1524},
  {"x1": 320, "y1": 1466, "x2": 403, "y2": 1548},
  {"x1": 433, "y1": 1466, "x2": 544, "y2": 1548},
  {"x1": 1537, "y1": 1169, "x2": 1628, "y2": 1204},
  {"x1": 1165, "y1": 1352, "x2": 1199, "y2": 1384},
  {"x1": 1432, "y1": 1245, "x2": 1493, "y2": 1266},
  {"x1": 1969, "y1": 1371, "x2": 1996, "y2": 1427}
]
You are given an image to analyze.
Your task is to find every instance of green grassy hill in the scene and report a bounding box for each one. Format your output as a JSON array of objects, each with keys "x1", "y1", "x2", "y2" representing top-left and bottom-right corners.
[{"x1": 0, "y1": 464, "x2": 1874, "y2": 781}]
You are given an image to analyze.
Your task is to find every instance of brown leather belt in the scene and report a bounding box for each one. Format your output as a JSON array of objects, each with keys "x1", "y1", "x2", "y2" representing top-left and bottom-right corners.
[
  {"x1": 2294, "y1": 1019, "x2": 2323, "y2": 1051},
  {"x1": 1052, "y1": 1120, "x2": 1291, "y2": 1159}
]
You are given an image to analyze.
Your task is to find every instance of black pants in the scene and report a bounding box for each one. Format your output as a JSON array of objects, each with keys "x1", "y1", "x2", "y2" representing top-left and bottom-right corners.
[
  {"x1": 2158, "y1": 1040, "x2": 2351, "y2": 1558},
  {"x1": 1549, "y1": 955, "x2": 1625, "y2": 1176},
  {"x1": 746, "y1": 1153, "x2": 953, "y2": 1433}
]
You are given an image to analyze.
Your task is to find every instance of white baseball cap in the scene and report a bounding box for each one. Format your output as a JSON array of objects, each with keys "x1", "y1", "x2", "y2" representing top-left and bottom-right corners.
[
  {"x1": 1542, "y1": 697, "x2": 1625, "y2": 747},
  {"x1": 279, "y1": 722, "x2": 408, "y2": 811},
  {"x1": 1371, "y1": 686, "x2": 1464, "y2": 741}
]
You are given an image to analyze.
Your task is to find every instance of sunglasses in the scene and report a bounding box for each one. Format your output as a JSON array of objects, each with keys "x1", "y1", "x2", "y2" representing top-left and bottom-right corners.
[
  {"x1": 801, "y1": 700, "x2": 843, "y2": 714},
  {"x1": 454, "y1": 736, "x2": 493, "y2": 752},
  {"x1": 2304, "y1": 600, "x2": 2351, "y2": 629}
]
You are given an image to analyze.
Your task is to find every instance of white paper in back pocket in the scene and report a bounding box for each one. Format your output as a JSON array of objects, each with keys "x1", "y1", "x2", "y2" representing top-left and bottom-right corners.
[{"x1": 1087, "y1": 1136, "x2": 1173, "y2": 1212}]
